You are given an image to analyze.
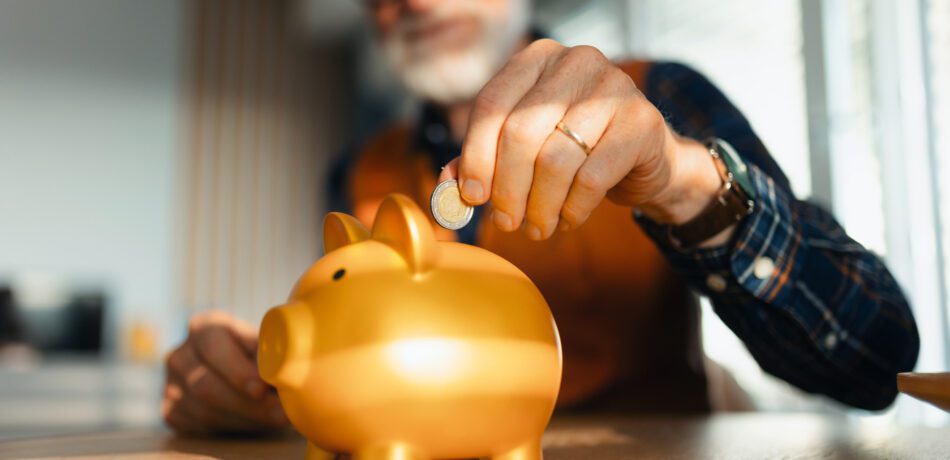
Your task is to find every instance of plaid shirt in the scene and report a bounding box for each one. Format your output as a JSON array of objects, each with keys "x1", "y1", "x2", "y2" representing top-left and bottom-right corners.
[
  {"x1": 635, "y1": 62, "x2": 919, "y2": 410},
  {"x1": 329, "y1": 60, "x2": 920, "y2": 411}
]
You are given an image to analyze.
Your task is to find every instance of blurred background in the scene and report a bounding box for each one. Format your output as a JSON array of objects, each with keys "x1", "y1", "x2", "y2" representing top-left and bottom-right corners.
[{"x1": 0, "y1": 0, "x2": 948, "y2": 440}]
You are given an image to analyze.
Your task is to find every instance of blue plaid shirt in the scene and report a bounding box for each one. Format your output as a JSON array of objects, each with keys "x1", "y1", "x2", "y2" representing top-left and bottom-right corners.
[
  {"x1": 329, "y1": 61, "x2": 920, "y2": 411},
  {"x1": 635, "y1": 62, "x2": 919, "y2": 410}
]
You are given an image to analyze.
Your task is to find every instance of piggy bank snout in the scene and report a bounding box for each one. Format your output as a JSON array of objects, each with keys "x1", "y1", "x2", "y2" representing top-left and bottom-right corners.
[{"x1": 258, "y1": 303, "x2": 313, "y2": 388}]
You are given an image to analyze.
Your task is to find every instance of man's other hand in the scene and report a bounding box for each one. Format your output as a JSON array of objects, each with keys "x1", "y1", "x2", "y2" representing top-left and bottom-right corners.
[{"x1": 162, "y1": 310, "x2": 288, "y2": 435}]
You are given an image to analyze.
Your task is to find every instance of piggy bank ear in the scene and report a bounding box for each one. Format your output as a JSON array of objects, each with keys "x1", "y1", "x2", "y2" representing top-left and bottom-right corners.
[
  {"x1": 323, "y1": 212, "x2": 370, "y2": 253},
  {"x1": 372, "y1": 194, "x2": 438, "y2": 274}
]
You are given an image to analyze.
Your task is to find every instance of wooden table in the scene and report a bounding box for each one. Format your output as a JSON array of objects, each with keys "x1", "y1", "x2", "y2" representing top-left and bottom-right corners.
[{"x1": 1, "y1": 414, "x2": 947, "y2": 459}]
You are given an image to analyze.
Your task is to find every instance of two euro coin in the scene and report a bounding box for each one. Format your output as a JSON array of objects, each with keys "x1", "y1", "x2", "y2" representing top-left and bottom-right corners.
[{"x1": 430, "y1": 179, "x2": 474, "y2": 230}]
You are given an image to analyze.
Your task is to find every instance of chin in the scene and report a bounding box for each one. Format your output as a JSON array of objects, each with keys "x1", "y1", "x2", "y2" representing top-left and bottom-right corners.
[
  {"x1": 394, "y1": 47, "x2": 498, "y2": 105},
  {"x1": 382, "y1": 0, "x2": 531, "y2": 105}
]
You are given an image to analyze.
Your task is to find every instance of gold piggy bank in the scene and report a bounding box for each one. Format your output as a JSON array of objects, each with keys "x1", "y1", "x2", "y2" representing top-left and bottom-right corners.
[{"x1": 258, "y1": 194, "x2": 562, "y2": 460}]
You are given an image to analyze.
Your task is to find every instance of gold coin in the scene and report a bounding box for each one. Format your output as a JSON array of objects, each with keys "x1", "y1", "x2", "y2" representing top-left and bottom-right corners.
[{"x1": 430, "y1": 180, "x2": 474, "y2": 230}]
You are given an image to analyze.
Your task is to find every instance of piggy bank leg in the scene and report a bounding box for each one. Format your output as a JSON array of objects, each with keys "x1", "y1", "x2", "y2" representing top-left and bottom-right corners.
[
  {"x1": 352, "y1": 443, "x2": 425, "y2": 460},
  {"x1": 491, "y1": 438, "x2": 543, "y2": 460},
  {"x1": 305, "y1": 442, "x2": 338, "y2": 460}
]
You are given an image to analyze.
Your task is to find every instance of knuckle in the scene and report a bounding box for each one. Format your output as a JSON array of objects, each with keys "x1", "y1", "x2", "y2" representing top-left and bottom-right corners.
[
  {"x1": 162, "y1": 409, "x2": 176, "y2": 427},
  {"x1": 515, "y1": 39, "x2": 565, "y2": 67},
  {"x1": 490, "y1": 182, "x2": 517, "y2": 208},
  {"x1": 500, "y1": 123, "x2": 529, "y2": 147},
  {"x1": 605, "y1": 67, "x2": 635, "y2": 91},
  {"x1": 165, "y1": 348, "x2": 185, "y2": 375},
  {"x1": 165, "y1": 380, "x2": 184, "y2": 401},
  {"x1": 205, "y1": 309, "x2": 229, "y2": 322},
  {"x1": 569, "y1": 45, "x2": 606, "y2": 64},
  {"x1": 190, "y1": 376, "x2": 216, "y2": 401},
  {"x1": 161, "y1": 392, "x2": 184, "y2": 428},
  {"x1": 628, "y1": 99, "x2": 659, "y2": 126},
  {"x1": 162, "y1": 391, "x2": 179, "y2": 411},
  {"x1": 560, "y1": 202, "x2": 590, "y2": 227},
  {"x1": 473, "y1": 86, "x2": 506, "y2": 116},
  {"x1": 528, "y1": 38, "x2": 563, "y2": 54},
  {"x1": 193, "y1": 329, "x2": 218, "y2": 357},
  {"x1": 187, "y1": 314, "x2": 206, "y2": 334},
  {"x1": 187, "y1": 310, "x2": 230, "y2": 334},
  {"x1": 647, "y1": 106, "x2": 667, "y2": 130},
  {"x1": 575, "y1": 167, "x2": 606, "y2": 193},
  {"x1": 161, "y1": 394, "x2": 175, "y2": 412},
  {"x1": 635, "y1": 106, "x2": 666, "y2": 138},
  {"x1": 536, "y1": 148, "x2": 574, "y2": 175},
  {"x1": 501, "y1": 116, "x2": 543, "y2": 147}
]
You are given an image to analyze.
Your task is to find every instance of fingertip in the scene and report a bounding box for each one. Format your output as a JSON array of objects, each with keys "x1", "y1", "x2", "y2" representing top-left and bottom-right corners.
[
  {"x1": 438, "y1": 157, "x2": 460, "y2": 183},
  {"x1": 245, "y1": 380, "x2": 266, "y2": 399},
  {"x1": 270, "y1": 405, "x2": 289, "y2": 424},
  {"x1": 491, "y1": 209, "x2": 516, "y2": 232},
  {"x1": 458, "y1": 145, "x2": 493, "y2": 205},
  {"x1": 525, "y1": 224, "x2": 543, "y2": 241},
  {"x1": 459, "y1": 178, "x2": 485, "y2": 204}
]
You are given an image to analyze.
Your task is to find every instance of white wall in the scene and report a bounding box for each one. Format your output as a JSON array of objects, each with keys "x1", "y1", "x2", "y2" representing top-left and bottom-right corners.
[{"x1": 0, "y1": 0, "x2": 184, "y2": 347}]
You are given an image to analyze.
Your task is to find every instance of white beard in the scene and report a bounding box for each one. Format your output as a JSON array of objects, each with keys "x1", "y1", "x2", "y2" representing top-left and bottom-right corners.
[{"x1": 382, "y1": 0, "x2": 531, "y2": 105}]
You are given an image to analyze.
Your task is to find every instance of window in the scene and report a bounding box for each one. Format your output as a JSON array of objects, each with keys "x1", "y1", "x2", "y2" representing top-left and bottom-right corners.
[
  {"x1": 541, "y1": 0, "x2": 819, "y2": 410},
  {"x1": 541, "y1": 0, "x2": 950, "y2": 424},
  {"x1": 928, "y1": 0, "x2": 950, "y2": 395}
]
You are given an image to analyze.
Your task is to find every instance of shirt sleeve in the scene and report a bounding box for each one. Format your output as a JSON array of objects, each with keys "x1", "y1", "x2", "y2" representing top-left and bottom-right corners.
[{"x1": 636, "y1": 63, "x2": 920, "y2": 410}]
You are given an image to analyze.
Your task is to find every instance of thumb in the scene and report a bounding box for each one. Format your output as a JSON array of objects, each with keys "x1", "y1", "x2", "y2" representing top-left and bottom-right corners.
[
  {"x1": 438, "y1": 157, "x2": 461, "y2": 183},
  {"x1": 228, "y1": 316, "x2": 260, "y2": 356}
]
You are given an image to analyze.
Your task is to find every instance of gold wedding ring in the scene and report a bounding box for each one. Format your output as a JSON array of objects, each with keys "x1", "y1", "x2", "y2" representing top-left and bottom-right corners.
[{"x1": 555, "y1": 121, "x2": 593, "y2": 155}]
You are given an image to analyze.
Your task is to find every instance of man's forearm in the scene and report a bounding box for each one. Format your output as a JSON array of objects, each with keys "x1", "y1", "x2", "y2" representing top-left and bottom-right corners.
[{"x1": 636, "y1": 162, "x2": 920, "y2": 409}]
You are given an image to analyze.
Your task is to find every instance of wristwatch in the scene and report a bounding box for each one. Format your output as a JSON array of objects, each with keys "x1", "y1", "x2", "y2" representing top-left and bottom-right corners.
[{"x1": 666, "y1": 138, "x2": 756, "y2": 248}]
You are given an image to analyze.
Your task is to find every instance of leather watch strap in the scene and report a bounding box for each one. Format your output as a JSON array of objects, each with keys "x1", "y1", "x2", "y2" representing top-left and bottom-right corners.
[{"x1": 668, "y1": 140, "x2": 754, "y2": 248}]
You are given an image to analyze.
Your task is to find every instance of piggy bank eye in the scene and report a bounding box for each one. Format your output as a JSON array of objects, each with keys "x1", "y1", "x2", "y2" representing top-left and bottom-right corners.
[{"x1": 332, "y1": 268, "x2": 346, "y2": 281}]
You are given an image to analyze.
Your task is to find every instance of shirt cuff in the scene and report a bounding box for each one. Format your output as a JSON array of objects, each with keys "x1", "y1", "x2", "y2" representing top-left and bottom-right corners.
[{"x1": 635, "y1": 163, "x2": 802, "y2": 305}]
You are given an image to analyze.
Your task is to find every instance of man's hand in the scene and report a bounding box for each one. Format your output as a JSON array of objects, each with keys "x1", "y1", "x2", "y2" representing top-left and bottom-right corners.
[
  {"x1": 439, "y1": 39, "x2": 724, "y2": 242},
  {"x1": 163, "y1": 310, "x2": 288, "y2": 435}
]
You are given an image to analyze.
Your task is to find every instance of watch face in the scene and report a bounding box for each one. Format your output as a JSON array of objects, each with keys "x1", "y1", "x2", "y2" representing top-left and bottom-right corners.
[{"x1": 717, "y1": 140, "x2": 757, "y2": 200}]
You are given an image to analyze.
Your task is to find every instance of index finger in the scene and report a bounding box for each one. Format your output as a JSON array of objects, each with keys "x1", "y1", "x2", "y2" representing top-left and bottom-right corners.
[
  {"x1": 193, "y1": 323, "x2": 268, "y2": 399},
  {"x1": 459, "y1": 39, "x2": 564, "y2": 205}
]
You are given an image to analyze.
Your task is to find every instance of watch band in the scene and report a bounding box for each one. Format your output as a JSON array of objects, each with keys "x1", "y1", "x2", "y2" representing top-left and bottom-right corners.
[{"x1": 667, "y1": 139, "x2": 755, "y2": 248}]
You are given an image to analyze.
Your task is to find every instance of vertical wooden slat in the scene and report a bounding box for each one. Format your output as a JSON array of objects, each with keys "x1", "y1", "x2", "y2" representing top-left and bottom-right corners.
[
  {"x1": 264, "y1": 2, "x2": 281, "y2": 313},
  {"x1": 194, "y1": 0, "x2": 223, "y2": 312},
  {"x1": 183, "y1": 0, "x2": 209, "y2": 313},
  {"x1": 193, "y1": 8, "x2": 214, "y2": 310},
  {"x1": 270, "y1": 2, "x2": 292, "y2": 310},
  {"x1": 179, "y1": 0, "x2": 320, "y2": 321},
  {"x1": 242, "y1": 0, "x2": 267, "y2": 318},
  {"x1": 253, "y1": 1, "x2": 278, "y2": 313},
  {"x1": 287, "y1": 20, "x2": 306, "y2": 284},
  {"x1": 227, "y1": 0, "x2": 250, "y2": 316},
  {"x1": 206, "y1": 0, "x2": 229, "y2": 310}
]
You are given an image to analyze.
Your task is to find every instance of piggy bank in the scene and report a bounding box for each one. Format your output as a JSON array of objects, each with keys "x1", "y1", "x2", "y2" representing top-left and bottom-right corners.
[{"x1": 258, "y1": 194, "x2": 562, "y2": 460}]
